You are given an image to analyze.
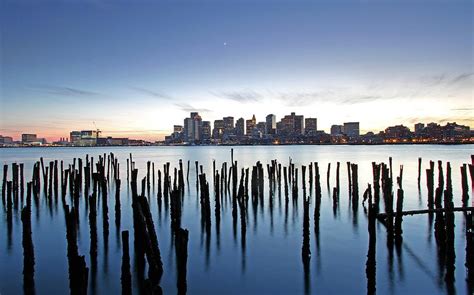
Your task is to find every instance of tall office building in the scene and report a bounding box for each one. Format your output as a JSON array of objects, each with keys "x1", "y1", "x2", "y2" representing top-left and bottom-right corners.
[
  {"x1": 223, "y1": 116, "x2": 234, "y2": 135},
  {"x1": 277, "y1": 112, "x2": 304, "y2": 136},
  {"x1": 343, "y1": 122, "x2": 360, "y2": 138},
  {"x1": 246, "y1": 114, "x2": 256, "y2": 135},
  {"x1": 294, "y1": 114, "x2": 304, "y2": 135},
  {"x1": 235, "y1": 118, "x2": 245, "y2": 136},
  {"x1": 202, "y1": 121, "x2": 211, "y2": 141},
  {"x1": 265, "y1": 114, "x2": 276, "y2": 135},
  {"x1": 213, "y1": 119, "x2": 225, "y2": 139},
  {"x1": 305, "y1": 118, "x2": 317, "y2": 135},
  {"x1": 183, "y1": 112, "x2": 202, "y2": 143}
]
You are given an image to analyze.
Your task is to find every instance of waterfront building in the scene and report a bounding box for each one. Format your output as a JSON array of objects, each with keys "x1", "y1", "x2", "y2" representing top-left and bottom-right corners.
[
  {"x1": 22, "y1": 133, "x2": 37, "y2": 143},
  {"x1": 384, "y1": 125, "x2": 412, "y2": 141},
  {"x1": 330, "y1": 125, "x2": 343, "y2": 136},
  {"x1": 305, "y1": 118, "x2": 317, "y2": 135},
  {"x1": 414, "y1": 123, "x2": 425, "y2": 135},
  {"x1": 343, "y1": 122, "x2": 360, "y2": 138},
  {"x1": 0, "y1": 135, "x2": 13, "y2": 145}
]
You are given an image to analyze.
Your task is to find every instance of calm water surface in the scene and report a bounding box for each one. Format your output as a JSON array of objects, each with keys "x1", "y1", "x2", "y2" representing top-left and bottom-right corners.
[{"x1": 0, "y1": 145, "x2": 472, "y2": 294}]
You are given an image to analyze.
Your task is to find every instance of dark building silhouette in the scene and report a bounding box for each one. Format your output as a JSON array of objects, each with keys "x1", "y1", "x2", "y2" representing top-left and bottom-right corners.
[
  {"x1": 202, "y1": 121, "x2": 211, "y2": 141},
  {"x1": 235, "y1": 118, "x2": 245, "y2": 136},
  {"x1": 265, "y1": 114, "x2": 276, "y2": 135},
  {"x1": 343, "y1": 122, "x2": 360, "y2": 138},
  {"x1": 305, "y1": 118, "x2": 317, "y2": 135},
  {"x1": 22, "y1": 133, "x2": 37, "y2": 143}
]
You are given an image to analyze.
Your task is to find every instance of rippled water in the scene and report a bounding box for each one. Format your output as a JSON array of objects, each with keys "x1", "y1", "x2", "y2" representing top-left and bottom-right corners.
[{"x1": 0, "y1": 145, "x2": 472, "y2": 294}]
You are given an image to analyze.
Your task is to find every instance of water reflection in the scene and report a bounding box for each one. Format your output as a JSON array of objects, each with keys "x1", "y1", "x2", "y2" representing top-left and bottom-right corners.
[{"x1": 0, "y1": 146, "x2": 472, "y2": 294}]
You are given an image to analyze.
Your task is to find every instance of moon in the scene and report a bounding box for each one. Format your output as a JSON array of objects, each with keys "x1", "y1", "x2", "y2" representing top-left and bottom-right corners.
[{"x1": 223, "y1": 42, "x2": 227, "y2": 46}]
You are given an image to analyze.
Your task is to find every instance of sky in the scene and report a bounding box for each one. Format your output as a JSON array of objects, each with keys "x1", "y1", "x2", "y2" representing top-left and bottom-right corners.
[{"x1": 0, "y1": 0, "x2": 473, "y2": 141}]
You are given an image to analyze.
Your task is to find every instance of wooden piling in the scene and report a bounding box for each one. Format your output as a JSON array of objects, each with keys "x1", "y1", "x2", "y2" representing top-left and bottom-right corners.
[
  {"x1": 21, "y1": 185, "x2": 35, "y2": 295},
  {"x1": 121, "y1": 231, "x2": 132, "y2": 295},
  {"x1": 65, "y1": 206, "x2": 89, "y2": 295},
  {"x1": 417, "y1": 157, "x2": 422, "y2": 189},
  {"x1": 326, "y1": 163, "x2": 331, "y2": 189},
  {"x1": 461, "y1": 164, "x2": 469, "y2": 207},
  {"x1": 302, "y1": 194, "x2": 311, "y2": 263},
  {"x1": 175, "y1": 228, "x2": 189, "y2": 295}
]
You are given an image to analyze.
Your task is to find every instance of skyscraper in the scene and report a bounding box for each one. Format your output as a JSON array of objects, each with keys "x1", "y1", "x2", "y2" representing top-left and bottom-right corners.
[
  {"x1": 183, "y1": 112, "x2": 203, "y2": 143},
  {"x1": 213, "y1": 119, "x2": 224, "y2": 139},
  {"x1": 246, "y1": 114, "x2": 256, "y2": 135},
  {"x1": 277, "y1": 112, "x2": 304, "y2": 136},
  {"x1": 202, "y1": 121, "x2": 211, "y2": 141},
  {"x1": 265, "y1": 114, "x2": 276, "y2": 135},
  {"x1": 235, "y1": 118, "x2": 245, "y2": 136},
  {"x1": 294, "y1": 114, "x2": 304, "y2": 135},
  {"x1": 222, "y1": 117, "x2": 234, "y2": 132}
]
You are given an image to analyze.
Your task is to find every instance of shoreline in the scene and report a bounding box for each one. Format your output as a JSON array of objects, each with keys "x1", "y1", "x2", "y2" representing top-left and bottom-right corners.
[{"x1": 1, "y1": 142, "x2": 473, "y2": 149}]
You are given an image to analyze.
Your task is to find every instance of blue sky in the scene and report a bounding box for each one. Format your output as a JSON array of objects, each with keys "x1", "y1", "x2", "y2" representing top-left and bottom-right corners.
[{"x1": 1, "y1": 0, "x2": 472, "y2": 140}]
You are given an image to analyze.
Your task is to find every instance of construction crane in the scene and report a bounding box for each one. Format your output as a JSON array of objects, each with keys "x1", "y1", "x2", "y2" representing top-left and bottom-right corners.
[{"x1": 93, "y1": 121, "x2": 102, "y2": 142}]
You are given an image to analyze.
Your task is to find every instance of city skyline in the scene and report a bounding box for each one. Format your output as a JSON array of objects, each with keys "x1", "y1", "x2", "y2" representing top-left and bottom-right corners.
[
  {"x1": 1, "y1": 0, "x2": 473, "y2": 141},
  {"x1": 1, "y1": 110, "x2": 471, "y2": 145}
]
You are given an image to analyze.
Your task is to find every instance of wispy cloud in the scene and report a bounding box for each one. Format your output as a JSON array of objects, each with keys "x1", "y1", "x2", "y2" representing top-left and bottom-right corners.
[
  {"x1": 451, "y1": 107, "x2": 473, "y2": 111},
  {"x1": 131, "y1": 87, "x2": 171, "y2": 100},
  {"x1": 29, "y1": 85, "x2": 99, "y2": 97},
  {"x1": 407, "y1": 116, "x2": 474, "y2": 124},
  {"x1": 449, "y1": 72, "x2": 473, "y2": 84},
  {"x1": 212, "y1": 90, "x2": 263, "y2": 103},
  {"x1": 174, "y1": 103, "x2": 212, "y2": 113},
  {"x1": 276, "y1": 91, "x2": 325, "y2": 106}
]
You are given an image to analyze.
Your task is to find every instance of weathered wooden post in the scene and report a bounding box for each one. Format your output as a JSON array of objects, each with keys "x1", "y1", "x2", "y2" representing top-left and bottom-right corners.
[
  {"x1": 366, "y1": 197, "x2": 376, "y2": 295},
  {"x1": 417, "y1": 157, "x2": 422, "y2": 189},
  {"x1": 326, "y1": 163, "x2": 331, "y2": 189},
  {"x1": 302, "y1": 194, "x2": 311, "y2": 263},
  {"x1": 336, "y1": 162, "x2": 340, "y2": 195},
  {"x1": 21, "y1": 183, "x2": 35, "y2": 295},
  {"x1": 426, "y1": 161, "x2": 435, "y2": 209},
  {"x1": 461, "y1": 164, "x2": 469, "y2": 207},
  {"x1": 175, "y1": 228, "x2": 189, "y2": 295},
  {"x1": 121, "y1": 230, "x2": 132, "y2": 295}
]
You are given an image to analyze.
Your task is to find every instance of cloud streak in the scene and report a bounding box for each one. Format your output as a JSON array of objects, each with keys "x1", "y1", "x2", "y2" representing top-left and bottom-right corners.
[
  {"x1": 212, "y1": 90, "x2": 263, "y2": 103},
  {"x1": 450, "y1": 72, "x2": 473, "y2": 84},
  {"x1": 174, "y1": 103, "x2": 212, "y2": 113},
  {"x1": 131, "y1": 87, "x2": 171, "y2": 100},
  {"x1": 29, "y1": 85, "x2": 100, "y2": 97}
]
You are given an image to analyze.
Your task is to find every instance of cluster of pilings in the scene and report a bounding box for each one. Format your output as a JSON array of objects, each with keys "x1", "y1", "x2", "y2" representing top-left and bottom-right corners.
[
  {"x1": 372, "y1": 157, "x2": 474, "y2": 293},
  {"x1": 130, "y1": 169, "x2": 164, "y2": 294},
  {"x1": 65, "y1": 205, "x2": 89, "y2": 294}
]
